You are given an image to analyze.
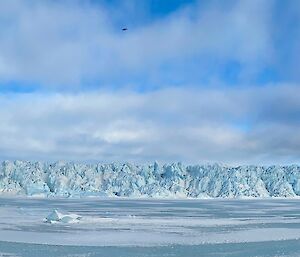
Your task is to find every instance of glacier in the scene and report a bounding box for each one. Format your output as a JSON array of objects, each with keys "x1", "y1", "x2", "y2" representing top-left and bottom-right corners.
[{"x1": 0, "y1": 160, "x2": 300, "y2": 198}]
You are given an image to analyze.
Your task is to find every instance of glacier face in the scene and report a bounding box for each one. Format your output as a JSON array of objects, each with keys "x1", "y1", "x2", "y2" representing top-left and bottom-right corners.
[{"x1": 0, "y1": 160, "x2": 300, "y2": 198}]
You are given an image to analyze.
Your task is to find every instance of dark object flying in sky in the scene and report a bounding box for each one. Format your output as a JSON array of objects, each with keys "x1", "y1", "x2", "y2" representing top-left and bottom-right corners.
[{"x1": 122, "y1": 28, "x2": 128, "y2": 31}]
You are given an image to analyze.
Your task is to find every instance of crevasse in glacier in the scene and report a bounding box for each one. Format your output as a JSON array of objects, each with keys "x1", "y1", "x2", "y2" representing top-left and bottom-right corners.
[{"x1": 0, "y1": 160, "x2": 300, "y2": 198}]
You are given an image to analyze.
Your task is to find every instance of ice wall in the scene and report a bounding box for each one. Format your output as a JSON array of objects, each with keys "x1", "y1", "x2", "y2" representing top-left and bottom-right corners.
[{"x1": 0, "y1": 160, "x2": 300, "y2": 198}]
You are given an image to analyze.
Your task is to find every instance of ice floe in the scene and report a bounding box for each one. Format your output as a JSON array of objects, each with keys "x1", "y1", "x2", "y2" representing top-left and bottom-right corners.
[{"x1": 45, "y1": 210, "x2": 82, "y2": 224}]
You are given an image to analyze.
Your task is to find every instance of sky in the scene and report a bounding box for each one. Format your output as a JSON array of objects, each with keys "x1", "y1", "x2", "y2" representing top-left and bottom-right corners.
[{"x1": 0, "y1": 0, "x2": 300, "y2": 165}]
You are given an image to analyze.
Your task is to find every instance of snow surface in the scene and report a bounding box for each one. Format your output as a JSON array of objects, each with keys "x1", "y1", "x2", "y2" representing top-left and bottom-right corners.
[{"x1": 1, "y1": 160, "x2": 300, "y2": 198}]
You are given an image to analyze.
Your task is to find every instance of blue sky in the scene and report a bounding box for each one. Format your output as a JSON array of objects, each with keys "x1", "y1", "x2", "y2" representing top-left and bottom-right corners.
[{"x1": 0, "y1": 0, "x2": 299, "y2": 164}]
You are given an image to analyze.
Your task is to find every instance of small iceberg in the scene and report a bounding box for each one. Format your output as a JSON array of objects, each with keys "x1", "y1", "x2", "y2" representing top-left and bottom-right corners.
[{"x1": 45, "y1": 210, "x2": 82, "y2": 224}]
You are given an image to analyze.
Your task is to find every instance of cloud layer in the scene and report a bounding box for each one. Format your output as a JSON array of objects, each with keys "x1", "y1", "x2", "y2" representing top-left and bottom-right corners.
[
  {"x1": 0, "y1": 0, "x2": 276, "y2": 88},
  {"x1": 0, "y1": 1, "x2": 299, "y2": 164},
  {"x1": 1, "y1": 85, "x2": 299, "y2": 164}
]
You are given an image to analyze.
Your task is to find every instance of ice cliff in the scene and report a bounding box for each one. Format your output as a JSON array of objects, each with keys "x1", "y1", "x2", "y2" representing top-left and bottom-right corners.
[{"x1": 0, "y1": 160, "x2": 300, "y2": 198}]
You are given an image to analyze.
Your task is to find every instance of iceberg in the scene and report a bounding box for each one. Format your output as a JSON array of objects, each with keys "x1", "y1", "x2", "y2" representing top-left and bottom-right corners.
[
  {"x1": 0, "y1": 160, "x2": 300, "y2": 198},
  {"x1": 45, "y1": 210, "x2": 82, "y2": 223}
]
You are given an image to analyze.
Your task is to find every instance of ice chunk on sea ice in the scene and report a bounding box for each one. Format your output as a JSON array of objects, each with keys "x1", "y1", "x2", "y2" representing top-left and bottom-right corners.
[{"x1": 46, "y1": 210, "x2": 82, "y2": 223}]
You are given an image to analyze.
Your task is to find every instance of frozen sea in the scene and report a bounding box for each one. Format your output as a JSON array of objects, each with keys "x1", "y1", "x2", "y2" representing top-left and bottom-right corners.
[{"x1": 0, "y1": 197, "x2": 300, "y2": 257}]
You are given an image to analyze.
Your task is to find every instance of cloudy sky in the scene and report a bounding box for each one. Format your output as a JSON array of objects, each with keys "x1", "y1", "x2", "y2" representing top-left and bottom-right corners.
[{"x1": 0, "y1": 0, "x2": 299, "y2": 165}]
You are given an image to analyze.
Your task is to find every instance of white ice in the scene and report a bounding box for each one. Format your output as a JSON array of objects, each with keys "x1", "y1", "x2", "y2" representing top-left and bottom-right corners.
[{"x1": 45, "y1": 210, "x2": 82, "y2": 224}]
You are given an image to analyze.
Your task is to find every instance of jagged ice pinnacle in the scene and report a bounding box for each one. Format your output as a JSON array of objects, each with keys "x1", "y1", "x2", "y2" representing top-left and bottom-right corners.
[{"x1": 0, "y1": 161, "x2": 300, "y2": 198}]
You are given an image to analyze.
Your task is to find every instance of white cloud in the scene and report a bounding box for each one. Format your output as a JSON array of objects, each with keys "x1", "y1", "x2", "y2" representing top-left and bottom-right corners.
[
  {"x1": 0, "y1": 1, "x2": 298, "y2": 165},
  {"x1": 0, "y1": 84, "x2": 299, "y2": 164},
  {"x1": 0, "y1": 0, "x2": 273, "y2": 87}
]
